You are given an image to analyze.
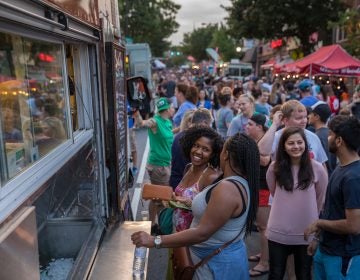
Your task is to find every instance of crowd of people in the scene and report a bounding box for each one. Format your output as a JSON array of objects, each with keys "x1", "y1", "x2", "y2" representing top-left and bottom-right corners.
[{"x1": 131, "y1": 69, "x2": 360, "y2": 280}]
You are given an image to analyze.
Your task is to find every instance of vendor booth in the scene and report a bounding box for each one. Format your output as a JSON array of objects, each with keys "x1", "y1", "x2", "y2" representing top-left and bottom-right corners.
[{"x1": 280, "y1": 44, "x2": 360, "y2": 77}]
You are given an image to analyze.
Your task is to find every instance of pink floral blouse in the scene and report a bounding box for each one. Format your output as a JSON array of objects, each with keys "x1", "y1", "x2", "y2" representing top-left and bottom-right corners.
[{"x1": 173, "y1": 182, "x2": 200, "y2": 232}]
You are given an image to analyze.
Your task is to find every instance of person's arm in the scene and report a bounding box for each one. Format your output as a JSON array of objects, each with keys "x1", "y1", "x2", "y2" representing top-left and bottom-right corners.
[
  {"x1": 133, "y1": 111, "x2": 156, "y2": 130},
  {"x1": 172, "y1": 127, "x2": 180, "y2": 134},
  {"x1": 266, "y1": 162, "x2": 276, "y2": 196},
  {"x1": 131, "y1": 180, "x2": 243, "y2": 248},
  {"x1": 258, "y1": 111, "x2": 283, "y2": 156},
  {"x1": 314, "y1": 162, "x2": 328, "y2": 214},
  {"x1": 260, "y1": 155, "x2": 270, "y2": 167},
  {"x1": 173, "y1": 105, "x2": 184, "y2": 127},
  {"x1": 305, "y1": 176, "x2": 360, "y2": 240},
  {"x1": 322, "y1": 163, "x2": 328, "y2": 177},
  {"x1": 280, "y1": 93, "x2": 286, "y2": 104},
  {"x1": 226, "y1": 118, "x2": 238, "y2": 137},
  {"x1": 305, "y1": 209, "x2": 360, "y2": 240},
  {"x1": 225, "y1": 110, "x2": 234, "y2": 129}
]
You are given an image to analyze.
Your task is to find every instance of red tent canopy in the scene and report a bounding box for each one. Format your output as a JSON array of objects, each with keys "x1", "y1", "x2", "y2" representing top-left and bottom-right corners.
[{"x1": 281, "y1": 44, "x2": 360, "y2": 77}]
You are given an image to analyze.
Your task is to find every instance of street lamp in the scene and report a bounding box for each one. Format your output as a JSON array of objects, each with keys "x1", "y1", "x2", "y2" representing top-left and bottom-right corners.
[{"x1": 236, "y1": 46, "x2": 242, "y2": 53}]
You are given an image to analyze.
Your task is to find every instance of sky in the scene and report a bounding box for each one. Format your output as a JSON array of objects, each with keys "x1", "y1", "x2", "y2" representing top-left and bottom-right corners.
[{"x1": 169, "y1": 0, "x2": 231, "y2": 45}]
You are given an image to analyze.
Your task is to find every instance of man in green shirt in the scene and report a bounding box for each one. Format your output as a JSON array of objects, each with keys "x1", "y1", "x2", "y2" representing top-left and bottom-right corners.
[{"x1": 134, "y1": 98, "x2": 174, "y2": 224}]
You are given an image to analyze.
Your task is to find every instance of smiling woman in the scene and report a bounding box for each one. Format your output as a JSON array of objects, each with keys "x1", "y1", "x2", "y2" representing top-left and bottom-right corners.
[
  {"x1": 266, "y1": 127, "x2": 328, "y2": 279},
  {"x1": 131, "y1": 133, "x2": 261, "y2": 280},
  {"x1": 173, "y1": 125, "x2": 223, "y2": 232}
]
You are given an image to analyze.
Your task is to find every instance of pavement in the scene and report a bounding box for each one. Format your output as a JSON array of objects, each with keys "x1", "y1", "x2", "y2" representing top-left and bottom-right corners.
[{"x1": 130, "y1": 128, "x2": 270, "y2": 280}]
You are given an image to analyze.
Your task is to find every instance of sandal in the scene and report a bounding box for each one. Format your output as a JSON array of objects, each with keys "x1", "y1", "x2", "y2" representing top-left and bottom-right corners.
[
  {"x1": 249, "y1": 268, "x2": 269, "y2": 277},
  {"x1": 248, "y1": 254, "x2": 261, "y2": 262}
]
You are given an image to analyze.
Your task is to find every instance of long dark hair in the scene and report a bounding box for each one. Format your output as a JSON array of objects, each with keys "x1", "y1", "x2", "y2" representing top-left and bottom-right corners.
[
  {"x1": 274, "y1": 127, "x2": 314, "y2": 191},
  {"x1": 225, "y1": 133, "x2": 259, "y2": 236}
]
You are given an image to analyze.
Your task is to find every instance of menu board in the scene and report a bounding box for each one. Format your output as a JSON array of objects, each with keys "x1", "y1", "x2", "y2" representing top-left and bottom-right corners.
[
  {"x1": 105, "y1": 42, "x2": 132, "y2": 221},
  {"x1": 113, "y1": 45, "x2": 127, "y2": 189}
]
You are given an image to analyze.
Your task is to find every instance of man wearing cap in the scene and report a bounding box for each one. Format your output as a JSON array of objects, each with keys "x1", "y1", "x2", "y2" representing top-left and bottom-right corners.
[
  {"x1": 298, "y1": 79, "x2": 318, "y2": 107},
  {"x1": 134, "y1": 97, "x2": 174, "y2": 225},
  {"x1": 308, "y1": 101, "x2": 337, "y2": 174}
]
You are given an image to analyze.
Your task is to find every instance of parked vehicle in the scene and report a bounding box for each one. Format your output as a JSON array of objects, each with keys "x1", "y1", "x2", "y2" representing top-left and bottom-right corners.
[
  {"x1": 126, "y1": 43, "x2": 154, "y2": 92},
  {"x1": 224, "y1": 59, "x2": 253, "y2": 81}
]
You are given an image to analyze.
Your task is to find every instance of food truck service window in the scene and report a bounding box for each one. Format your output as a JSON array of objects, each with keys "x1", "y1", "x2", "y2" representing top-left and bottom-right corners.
[{"x1": 0, "y1": 31, "x2": 70, "y2": 184}]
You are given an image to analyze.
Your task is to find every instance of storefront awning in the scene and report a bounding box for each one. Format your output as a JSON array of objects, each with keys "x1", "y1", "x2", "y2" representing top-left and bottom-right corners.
[{"x1": 261, "y1": 58, "x2": 276, "y2": 69}]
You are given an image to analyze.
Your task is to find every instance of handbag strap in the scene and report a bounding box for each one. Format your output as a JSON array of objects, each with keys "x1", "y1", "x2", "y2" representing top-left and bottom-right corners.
[{"x1": 193, "y1": 179, "x2": 248, "y2": 269}]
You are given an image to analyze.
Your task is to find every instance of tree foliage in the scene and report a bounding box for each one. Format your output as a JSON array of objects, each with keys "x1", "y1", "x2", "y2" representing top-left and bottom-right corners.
[
  {"x1": 329, "y1": 8, "x2": 360, "y2": 58},
  {"x1": 118, "y1": 0, "x2": 180, "y2": 56},
  {"x1": 181, "y1": 24, "x2": 218, "y2": 61},
  {"x1": 224, "y1": 0, "x2": 346, "y2": 54},
  {"x1": 210, "y1": 25, "x2": 238, "y2": 61},
  {"x1": 181, "y1": 24, "x2": 238, "y2": 62}
]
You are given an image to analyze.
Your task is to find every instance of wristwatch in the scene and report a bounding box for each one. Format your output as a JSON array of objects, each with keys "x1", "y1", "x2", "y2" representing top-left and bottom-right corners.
[{"x1": 154, "y1": 235, "x2": 162, "y2": 249}]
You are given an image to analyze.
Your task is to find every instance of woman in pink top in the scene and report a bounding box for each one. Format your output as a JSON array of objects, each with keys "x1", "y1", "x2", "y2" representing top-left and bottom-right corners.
[
  {"x1": 266, "y1": 127, "x2": 328, "y2": 280},
  {"x1": 173, "y1": 125, "x2": 223, "y2": 232}
]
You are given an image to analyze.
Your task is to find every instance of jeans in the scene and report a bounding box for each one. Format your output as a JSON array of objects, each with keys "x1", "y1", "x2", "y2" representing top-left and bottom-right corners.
[
  {"x1": 268, "y1": 240, "x2": 312, "y2": 280},
  {"x1": 313, "y1": 248, "x2": 360, "y2": 280}
]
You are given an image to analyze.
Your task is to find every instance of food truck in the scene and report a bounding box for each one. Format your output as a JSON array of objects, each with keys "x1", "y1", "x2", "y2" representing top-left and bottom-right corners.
[{"x1": 0, "y1": 0, "x2": 148, "y2": 279}]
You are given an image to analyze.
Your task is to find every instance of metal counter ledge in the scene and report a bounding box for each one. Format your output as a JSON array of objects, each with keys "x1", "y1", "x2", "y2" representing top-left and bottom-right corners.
[{"x1": 88, "y1": 221, "x2": 151, "y2": 280}]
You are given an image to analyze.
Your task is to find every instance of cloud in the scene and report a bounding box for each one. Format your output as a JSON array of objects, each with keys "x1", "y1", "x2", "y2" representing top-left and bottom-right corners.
[{"x1": 170, "y1": 0, "x2": 230, "y2": 45}]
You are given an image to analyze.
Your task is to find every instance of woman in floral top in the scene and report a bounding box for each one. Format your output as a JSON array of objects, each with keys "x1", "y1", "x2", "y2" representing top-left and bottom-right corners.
[{"x1": 173, "y1": 125, "x2": 223, "y2": 232}]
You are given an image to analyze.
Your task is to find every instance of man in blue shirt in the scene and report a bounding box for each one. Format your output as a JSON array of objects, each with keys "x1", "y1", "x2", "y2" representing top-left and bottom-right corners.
[
  {"x1": 298, "y1": 79, "x2": 318, "y2": 107},
  {"x1": 305, "y1": 115, "x2": 360, "y2": 279}
]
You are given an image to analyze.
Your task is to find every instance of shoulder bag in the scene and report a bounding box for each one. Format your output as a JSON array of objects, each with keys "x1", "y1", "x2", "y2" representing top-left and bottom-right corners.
[{"x1": 172, "y1": 179, "x2": 246, "y2": 280}]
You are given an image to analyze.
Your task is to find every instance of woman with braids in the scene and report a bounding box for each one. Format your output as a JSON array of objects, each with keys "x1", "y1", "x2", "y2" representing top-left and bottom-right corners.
[
  {"x1": 173, "y1": 125, "x2": 223, "y2": 232},
  {"x1": 266, "y1": 127, "x2": 328, "y2": 280},
  {"x1": 132, "y1": 133, "x2": 260, "y2": 280}
]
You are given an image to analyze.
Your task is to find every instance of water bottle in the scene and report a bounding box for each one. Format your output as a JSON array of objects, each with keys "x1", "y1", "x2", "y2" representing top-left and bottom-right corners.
[{"x1": 133, "y1": 246, "x2": 147, "y2": 279}]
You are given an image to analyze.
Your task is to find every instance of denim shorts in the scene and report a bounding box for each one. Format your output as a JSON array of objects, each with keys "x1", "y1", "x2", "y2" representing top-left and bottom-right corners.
[{"x1": 314, "y1": 248, "x2": 360, "y2": 280}]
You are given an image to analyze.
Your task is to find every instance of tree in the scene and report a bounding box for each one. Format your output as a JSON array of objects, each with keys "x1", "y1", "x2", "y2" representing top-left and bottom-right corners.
[
  {"x1": 329, "y1": 7, "x2": 360, "y2": 58},
  {"x1": 181, "y1": 24, "x2": 239, "y2": 62},
  {"x1": 224, "y1": 0, "x2": 346, "y2": 54},
  {"x1": 118, "y1": 0, "x2": 180, "y2": 56},
  {"x1": 210, "y1": 25, "x2": 238, "y2": 61},
  {"x1": 181, "y1": 24, "x2": 218, "y2": 61}
]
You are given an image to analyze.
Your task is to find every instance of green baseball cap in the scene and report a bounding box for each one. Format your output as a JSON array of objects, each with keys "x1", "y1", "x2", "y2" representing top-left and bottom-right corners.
[{"x1": 156, "y1": 97, "x2": 170, "y2": 112}]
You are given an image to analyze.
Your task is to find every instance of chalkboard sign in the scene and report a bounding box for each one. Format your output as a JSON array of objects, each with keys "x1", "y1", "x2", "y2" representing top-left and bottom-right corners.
[{"x1": 105, "y1": 42, "x2": 132, "y2": 221}]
